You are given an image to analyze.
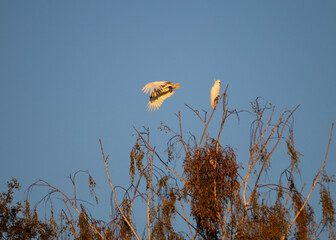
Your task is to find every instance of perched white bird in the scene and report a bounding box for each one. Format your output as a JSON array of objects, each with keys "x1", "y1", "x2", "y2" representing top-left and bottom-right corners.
[
  {"x1": 142, "y1": 81, "x2": 181, "y2": 111},
  {"x1": 210, "y1": 80, "x2": 221, "y2": 109}
]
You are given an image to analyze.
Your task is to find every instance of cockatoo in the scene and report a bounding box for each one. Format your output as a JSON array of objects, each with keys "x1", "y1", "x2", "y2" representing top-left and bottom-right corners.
[
  {"x1": 210, "y1": 80, "x2": 221, "y2": 109},
  {"x1": 142, "y1": 81, "x2": 181, "y2": 111}
]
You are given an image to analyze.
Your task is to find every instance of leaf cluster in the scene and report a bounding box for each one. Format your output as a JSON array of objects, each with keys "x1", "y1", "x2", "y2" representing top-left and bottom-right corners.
[{"x1": 0, "y1": 178, "x2": 59, "y2": 239}]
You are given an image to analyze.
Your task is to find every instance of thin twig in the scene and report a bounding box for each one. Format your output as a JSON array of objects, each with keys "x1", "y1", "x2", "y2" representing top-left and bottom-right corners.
[
  {"x1": 147, "y1": 148, "x2": 154, "y2": 239},
  {"x1": 216, "y1": 85, "x2": 229, "y2": 151},
  {"x1": 178, "y1": 198, "x2": 195, "y2": 240}
]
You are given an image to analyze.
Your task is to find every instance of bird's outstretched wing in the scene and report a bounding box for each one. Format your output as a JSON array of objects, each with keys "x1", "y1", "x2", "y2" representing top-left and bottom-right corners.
[
  {"x1": 147, "y1": 91, "x2": 176, "y2": 111},
  {"x1": 142, "y1": 81, "x2": 168, "y2": 98}
]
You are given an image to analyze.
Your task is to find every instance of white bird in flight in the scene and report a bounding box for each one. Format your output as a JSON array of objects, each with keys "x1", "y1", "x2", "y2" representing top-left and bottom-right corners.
[
  {"x1": 142, "y1": 81, "x2": 181, "y2": 111},
  {"x1": 210, "y1": 80, "x2": 221, "y2": 109}
]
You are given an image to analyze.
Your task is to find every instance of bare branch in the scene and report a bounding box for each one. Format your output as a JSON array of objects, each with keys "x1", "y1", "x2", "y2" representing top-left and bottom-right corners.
[{"x1": 99, "y1": 139, "x2": 139, "y2": 240}]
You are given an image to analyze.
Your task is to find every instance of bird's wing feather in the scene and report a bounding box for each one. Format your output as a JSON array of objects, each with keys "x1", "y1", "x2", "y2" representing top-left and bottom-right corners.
[
  {"x1": 210, "y1": 81, "x2": 221, "y2": 109},
  {"x1": 147, "y1": 91, "x2": 175, "y2": 111},
  {"x1": 142, "y1": 81, "x2": 168, "y2": 96}
]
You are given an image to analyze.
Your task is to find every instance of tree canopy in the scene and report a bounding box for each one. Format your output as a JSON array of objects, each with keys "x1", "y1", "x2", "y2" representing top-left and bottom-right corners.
[{"x1": 1, "y1": 88, "x2": 335, "y2": 239}]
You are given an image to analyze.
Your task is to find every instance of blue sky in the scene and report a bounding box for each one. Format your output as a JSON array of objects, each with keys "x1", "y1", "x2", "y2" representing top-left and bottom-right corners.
[{"x1": 1, "y1": 0, "x2": 335, "y2": 234}]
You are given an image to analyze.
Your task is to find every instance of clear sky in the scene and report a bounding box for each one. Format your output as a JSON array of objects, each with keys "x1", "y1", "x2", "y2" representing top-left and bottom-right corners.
[{"x1": 1, "y1": 0, "x2": 335, "y2": 234}]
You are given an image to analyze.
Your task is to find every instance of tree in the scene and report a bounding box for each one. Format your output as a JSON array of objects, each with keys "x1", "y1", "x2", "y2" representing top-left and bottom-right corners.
[
  {"x1": 0, "y1": 178, "x2": 59, "y2": 239},
  {"x1": 4, "y1": 86, "x2": 335, "y2": 239}
]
